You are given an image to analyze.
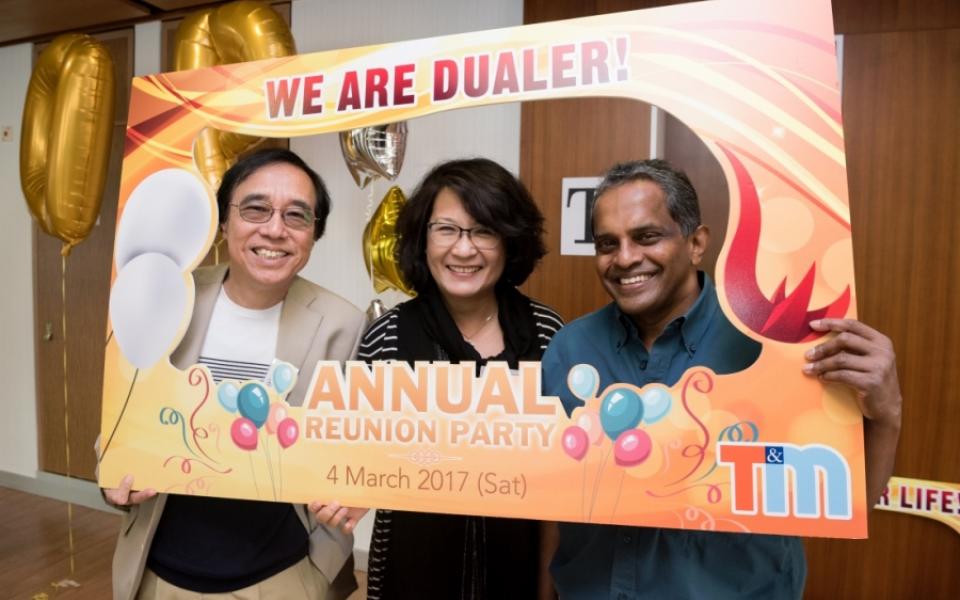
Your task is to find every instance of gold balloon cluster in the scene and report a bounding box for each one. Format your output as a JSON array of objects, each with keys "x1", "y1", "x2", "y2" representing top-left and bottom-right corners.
[
  {"x1": 20, "y1": 33, "x2": 115, "y2": 256},
  {"x1": 343, "y1": 121, "x2": 415, "y2": 296},
  {"x1": 363, "y1": 186, "x2": 414, "y2": 296},
  {"x1": 174, "y1": 0, "x2": 296, "y2": 191}
]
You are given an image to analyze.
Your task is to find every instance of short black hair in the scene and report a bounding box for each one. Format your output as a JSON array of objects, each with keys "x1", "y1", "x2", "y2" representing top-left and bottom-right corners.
[
  {"x1": 593, "y1": 159, "x2": 701, "y2": 236},
  {"x1": 217, "y1": 148, "x2": 331, "y2": 240},
  {"x1": 396, "y1": 158, "x2": 546, "y2": 292}
]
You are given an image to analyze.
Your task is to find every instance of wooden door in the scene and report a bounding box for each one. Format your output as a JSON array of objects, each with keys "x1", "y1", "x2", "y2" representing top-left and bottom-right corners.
[{"x1": 34, "y1": 28, "x2": 132, "y2": 480}]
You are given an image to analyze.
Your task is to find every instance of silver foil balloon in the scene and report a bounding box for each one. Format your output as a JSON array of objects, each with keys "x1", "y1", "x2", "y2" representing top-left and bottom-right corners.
[
  {"x1": 366, "y1": 298, "x2": 386, "y2": 321},
  {"x1": 339, "y1": 121, "x2": 408, "y2": 189}
]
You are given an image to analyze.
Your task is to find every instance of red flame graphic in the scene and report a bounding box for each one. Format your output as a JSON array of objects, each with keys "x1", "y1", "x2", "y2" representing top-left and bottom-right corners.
[{"x1": 719, "y1": 144, "x2": 850, "y2": 343}]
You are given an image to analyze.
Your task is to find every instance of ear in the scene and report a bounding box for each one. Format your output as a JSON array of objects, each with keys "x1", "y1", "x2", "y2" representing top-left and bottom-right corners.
[{"x1": 687, "y1": 224, "x2": 710, "y2": 266}]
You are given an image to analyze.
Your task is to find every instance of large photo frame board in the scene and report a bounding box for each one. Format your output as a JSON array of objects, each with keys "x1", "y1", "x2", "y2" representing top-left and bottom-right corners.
[{"x1": 99, "y1": 0, "x2": 867, "y2": 538}]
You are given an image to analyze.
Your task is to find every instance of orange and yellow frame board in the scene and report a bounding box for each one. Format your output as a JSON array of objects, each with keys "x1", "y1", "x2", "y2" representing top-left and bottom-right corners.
[{"x1": 100, "y1": 0, "x2": 868, "y2": 538}]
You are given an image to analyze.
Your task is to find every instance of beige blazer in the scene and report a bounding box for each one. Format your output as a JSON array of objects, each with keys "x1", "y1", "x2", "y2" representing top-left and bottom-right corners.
[{"x1": 111, "y1": 264, "x2": 367, "y2": 600}]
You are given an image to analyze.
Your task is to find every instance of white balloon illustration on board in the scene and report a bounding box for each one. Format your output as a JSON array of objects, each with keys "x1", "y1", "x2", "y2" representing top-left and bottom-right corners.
[
  {"x1": 108, "y1": 253, "x2": 189, "y2": 369},
  {"x1": 114, "y1": 168, "x2": 212, "y2": 271},
  {"x1": 109, "y1": 167, "x2": 212, "y2": 369}
]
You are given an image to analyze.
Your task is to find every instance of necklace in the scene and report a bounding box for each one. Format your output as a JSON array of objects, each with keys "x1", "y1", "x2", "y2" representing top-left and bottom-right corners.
[{"x1": 461, "y1": 311, "x2": 497, "y2": 342}]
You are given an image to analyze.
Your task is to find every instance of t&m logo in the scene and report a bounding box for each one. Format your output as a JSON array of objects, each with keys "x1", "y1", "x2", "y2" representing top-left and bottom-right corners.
[{"x1": 717, "y1": 442, "x2": 853, "y2": 519}]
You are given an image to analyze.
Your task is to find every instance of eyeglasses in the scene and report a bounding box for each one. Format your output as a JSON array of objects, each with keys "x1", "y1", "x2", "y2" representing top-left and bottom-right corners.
[
  {"x1": 231, "y1": 200, "x2": 317, "y2": 230},
  {"x1": 427, "y1": 221, "x2": 501, "y2": 250}
]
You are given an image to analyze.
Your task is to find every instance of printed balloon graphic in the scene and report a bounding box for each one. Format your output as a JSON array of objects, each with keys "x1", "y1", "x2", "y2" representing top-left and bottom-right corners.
[
  {"x1": 217, "y1": 381, "x2": 239, "y2": 413},
  {"x1": 276, "y1": 417, "x2": 299, "y2": 449},
  {"x1": 237, "y1": 382, "x2": 270, "y2": 428},
  {"x1": 561, "y1": 425, "x2": 589, "y2": 461},
  {"x1": 114, "y1": 168, "x2": 212, "y2": 271},
  {"x1": 108, "y1": 253, "x2": 188, "y2": 369},
  {"x1": 575, "y1": 409, "x2": 603, "y2": 445},
  {"x1": 265, "y1": 402, "x2": 288, "y2": 434},
  {"x1": 614, "y1": 429, "x2": 652, "y2": 467},
  {"x1": 567, "y1": 364, "x2": 599, "y2": 400},
  {"x1": 640, "y1": 387, "x2": 672, "y2": 424},
  {"x1": 600, "y1": 387, "x2": 644, "y2": 440},
  {"x1": 231, "y1": 417, "x2": 258, "y2": 451},
  {"x1": 270, "y1": 362, "x2": 295, "y2": 395}
]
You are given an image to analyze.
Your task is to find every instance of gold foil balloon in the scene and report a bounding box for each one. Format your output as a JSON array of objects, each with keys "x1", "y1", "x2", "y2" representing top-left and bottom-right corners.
[
  {"x1": 340, "y1": 122, "x2": 408, "y2": 189},
  {"x1": 20, "y1": 33, "x2": 115, "y2": 256},
  {"x1": 363, "y1": 186, "x2": 414, "y2": 296},
  {"x1": 175, "y1": 1, "x2": 296, "y2": 191}
]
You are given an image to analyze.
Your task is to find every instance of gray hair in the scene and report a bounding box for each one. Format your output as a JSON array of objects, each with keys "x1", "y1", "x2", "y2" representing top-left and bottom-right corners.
[{"x1": 593, "y1": 159, "x2": 701, "y2": 236}]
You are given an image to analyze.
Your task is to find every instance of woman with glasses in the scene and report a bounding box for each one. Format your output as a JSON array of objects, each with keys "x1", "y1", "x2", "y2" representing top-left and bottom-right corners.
[{"x1": 357, "y1": 158, "x2": 563, "y2": 599}]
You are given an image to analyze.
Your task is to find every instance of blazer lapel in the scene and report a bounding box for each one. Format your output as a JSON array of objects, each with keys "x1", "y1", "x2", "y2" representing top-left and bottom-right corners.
[{"x1": 276, "y1": 276, "x2": 324, "y2": 381}]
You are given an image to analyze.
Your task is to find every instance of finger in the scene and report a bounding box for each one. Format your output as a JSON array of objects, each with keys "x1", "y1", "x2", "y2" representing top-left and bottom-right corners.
[
  {"x1": 312, "y1": 501, "x2": 342, "y2": 524},
  {"x1": 807, "y1": 329, "x2": 881, "y2": 362},
  {"x1": 108, "y1": 474, "x2": 135, "y2": 505},
  {"x1": 129, "y1": 488, "x2": 157, "y2": 505},
  {"x1": 809, "y1": 318, "x2": 881, "y2": 340},
  {"x1": 329, "y1": 506, "x2": 349, "y2": 528},
  {"x1": 815, "y1": 369, "x2": 872, "y2": 400},
  {"x1": 803, "y1": 351, "x2": 874, "y2": 376}
]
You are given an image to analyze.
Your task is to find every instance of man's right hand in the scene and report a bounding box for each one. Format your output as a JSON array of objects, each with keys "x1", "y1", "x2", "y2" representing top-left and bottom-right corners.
[{"x1": 103, "y1": 474, "x2": 157, "y2": 507}]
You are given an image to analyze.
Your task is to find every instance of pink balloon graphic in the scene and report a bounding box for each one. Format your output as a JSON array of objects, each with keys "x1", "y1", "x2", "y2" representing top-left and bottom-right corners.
[
  {"x1": 561, "y1": 425, "x2": 589, "y2": 461},
  {"x1": 614, "y1": 429, "x2": 652, "y2": 467},
  {"x1": 576, "y1": 410, "x2": 603, "y2": 445},
  {"x1": 265, "y1": 402, "x2": 288, "y2": 434},
  {"x1": 277, "y1": 417, "x2": 299, "y2": 449},
  {"x1": 231, "y1": 417, "x2": 258, "y2": 451}
]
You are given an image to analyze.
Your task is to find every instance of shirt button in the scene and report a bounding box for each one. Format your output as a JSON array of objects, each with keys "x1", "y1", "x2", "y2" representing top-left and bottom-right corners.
[
  {"x1": 623, "y1": 535, "x2": 632, "y2": 543},
  {"x1": 639, "y1": 360, "x2": 647, "y2": 369}
]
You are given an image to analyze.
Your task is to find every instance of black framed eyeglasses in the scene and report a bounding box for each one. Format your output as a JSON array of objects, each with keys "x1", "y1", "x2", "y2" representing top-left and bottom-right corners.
[
  {"x1": 231, "y1": 200, "x2": 317, "y2": 230},
  {"x1": 426, "y1": 221, "x2": 501, "y2": 250}
]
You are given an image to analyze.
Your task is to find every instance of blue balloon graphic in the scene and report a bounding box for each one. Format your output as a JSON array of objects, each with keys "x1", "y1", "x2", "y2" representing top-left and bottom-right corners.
[
  {"x1": 567, "y1": 364, "x2": 599, "y2": 400},
  {"x1": 272, "y1": 362, "x2": 295, "y2": 395},
  {"x1": 600, "y1": 387, "x2": 644, "y2": 440},
  {"x1": 217, "y1": 381, "x2": 239, "y2": 413},
  {"x1": 641, "y1": 387, "x2": 672, "y2": 424},
  {"x1": 237, "y1": 382, "x2": 270, "y2": 428}
]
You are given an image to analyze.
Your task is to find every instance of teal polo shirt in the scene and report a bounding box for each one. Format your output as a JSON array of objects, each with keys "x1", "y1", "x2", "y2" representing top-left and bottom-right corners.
[{"x1": 541, "y1": 273, "x2": 805, "y2": 599}]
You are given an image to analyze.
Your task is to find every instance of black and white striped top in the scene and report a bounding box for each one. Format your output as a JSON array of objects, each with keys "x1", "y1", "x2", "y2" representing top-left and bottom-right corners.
[{"x1": 356, "y1": 299, "x2": 563, "y2": 361}]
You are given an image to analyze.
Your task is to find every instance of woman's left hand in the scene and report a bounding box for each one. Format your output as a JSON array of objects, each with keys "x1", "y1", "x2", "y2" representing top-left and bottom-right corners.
[{"x1": 309, "y1": 500, "x2": 368, "y2": 534}]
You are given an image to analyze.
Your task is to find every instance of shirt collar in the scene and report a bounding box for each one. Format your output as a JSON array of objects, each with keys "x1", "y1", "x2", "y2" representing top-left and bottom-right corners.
[{"x1": 611, "y1": 271, "x2": 717, "y2": 356}]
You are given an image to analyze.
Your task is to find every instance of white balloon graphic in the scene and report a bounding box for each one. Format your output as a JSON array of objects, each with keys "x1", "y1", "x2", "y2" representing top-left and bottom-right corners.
[
  {"x1": 109, "y1": 253, "x2": 189, "y2": 369},
  {"x1": 114, "y1": 168, "x2": 212, "y2": 271}
]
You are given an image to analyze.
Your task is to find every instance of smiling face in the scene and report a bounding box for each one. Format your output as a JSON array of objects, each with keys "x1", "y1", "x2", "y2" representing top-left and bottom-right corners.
[
  {"x1": 221, "y1": 162, "x2": 317, "y2": 308},
  {"x1": 593, "y1": 179, "x2": 708, "y2": 340},
  {"x1": 426, "y1": 188, "x2": 505, "y2": 306}
]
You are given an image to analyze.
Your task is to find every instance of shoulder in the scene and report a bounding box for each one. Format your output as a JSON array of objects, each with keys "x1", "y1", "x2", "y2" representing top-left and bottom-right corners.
[
  {"x1": 290, "y1": 277, "x2": 364, "y2": 321},
  {"x1": 191, "y1": 263, "x2": 228, "y2": 286},
  {"x1": 527, "y1": 299, "x2": 564, "y2": 349},
  {"x1": 551, "y1": 302, "x2": 616, "y2": 345},
  {"x1": 357, "y1": 307, "x2": 400, "y2": 360}
]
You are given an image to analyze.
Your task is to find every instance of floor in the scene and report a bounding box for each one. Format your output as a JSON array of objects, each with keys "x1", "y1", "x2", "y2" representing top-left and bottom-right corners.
[{"x1": 0, "y1": 486, "x2": 368, "y2": 599}]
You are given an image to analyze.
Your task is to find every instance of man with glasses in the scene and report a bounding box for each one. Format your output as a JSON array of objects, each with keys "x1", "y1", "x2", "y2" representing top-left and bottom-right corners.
[{"x1": 105, "y1": 148, "x2": 367, "y2": 600}]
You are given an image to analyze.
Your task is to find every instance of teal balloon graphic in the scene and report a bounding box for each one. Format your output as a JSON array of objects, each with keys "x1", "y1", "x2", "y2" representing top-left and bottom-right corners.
[
  {"x1": 600, "y1": 387, "x2": 644, "y2": 440},
  {"x1": 641, "y1": 387, "x2": 672, "y2": 424},
  {"x1": 272, "y1": 362, "x2": 295, "y2": 395},
  {"x1": 237, "y1": 382, "x2": 270, "y2": 428},
  {"x1": 567, "y1": 364, "x2": 599, "y2": 400},
  {"x1": 217, "y1": 381, "x2": 239, "y2": 413}
]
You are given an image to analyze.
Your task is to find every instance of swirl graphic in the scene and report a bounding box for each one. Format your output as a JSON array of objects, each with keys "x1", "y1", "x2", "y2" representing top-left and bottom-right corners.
[{"x1": 667, "y1": 370, "x2": 714, "y2": 485}]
